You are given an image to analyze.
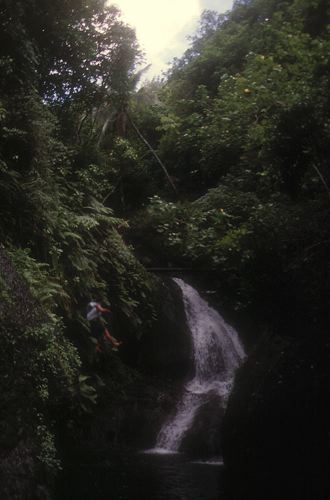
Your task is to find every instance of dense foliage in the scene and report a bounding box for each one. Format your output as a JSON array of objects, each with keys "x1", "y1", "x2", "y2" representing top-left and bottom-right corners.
[
  {"x1": 131, "y1": 0, "x2": 330, "y2": 341},
  {"x1": 0, "y1": 0, "x2": 160, "y2": 329},
  {"x1": 0, "y1": 0, "x2": 329, "y2": 497},
  {"x1": 0, "y1": 0, "x2": 157, "y2": 493}
]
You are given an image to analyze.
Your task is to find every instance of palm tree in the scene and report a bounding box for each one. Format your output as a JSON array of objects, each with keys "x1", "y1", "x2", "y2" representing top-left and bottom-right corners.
[{"x1": 77, "y1": 65, "x2": 177, "y2": 195}]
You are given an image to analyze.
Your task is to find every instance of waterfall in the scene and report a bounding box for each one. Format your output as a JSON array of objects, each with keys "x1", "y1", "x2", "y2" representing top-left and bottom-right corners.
[{"x1": 155, "y1": 278, "x2": 245, "y2": 452}]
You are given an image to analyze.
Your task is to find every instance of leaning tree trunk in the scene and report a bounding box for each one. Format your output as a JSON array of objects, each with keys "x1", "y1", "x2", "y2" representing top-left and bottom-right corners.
[{"x1": 128, "y1": 114, "x2": 177, "y2": 195}]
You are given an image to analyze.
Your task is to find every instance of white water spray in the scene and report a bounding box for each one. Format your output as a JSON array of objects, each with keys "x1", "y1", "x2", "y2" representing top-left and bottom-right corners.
[{"x1": 155, "y1": 278, "x2": 245, "y2": 452}]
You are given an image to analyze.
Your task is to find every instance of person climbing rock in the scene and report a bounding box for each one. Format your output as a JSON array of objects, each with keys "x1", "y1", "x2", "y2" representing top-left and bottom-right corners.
[{"x1": 86, "y1": 300, "x2": 122, "y2": 352}]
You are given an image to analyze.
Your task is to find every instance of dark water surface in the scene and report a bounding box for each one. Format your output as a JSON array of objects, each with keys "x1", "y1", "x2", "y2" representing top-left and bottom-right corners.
[{"x1": 56, "y1": 451, "x2": 224, "y2": 500}]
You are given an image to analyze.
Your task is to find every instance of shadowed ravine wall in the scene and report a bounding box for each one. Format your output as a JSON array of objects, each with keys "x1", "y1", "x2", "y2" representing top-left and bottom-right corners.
[{"x1": 222, "y1": 332, "x2": 330, "y2": 500}]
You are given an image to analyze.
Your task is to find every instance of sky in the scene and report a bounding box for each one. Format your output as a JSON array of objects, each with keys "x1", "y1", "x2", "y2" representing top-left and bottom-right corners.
[{"x1": 110, "y1": 0, "x2": 234, "y2": 79}]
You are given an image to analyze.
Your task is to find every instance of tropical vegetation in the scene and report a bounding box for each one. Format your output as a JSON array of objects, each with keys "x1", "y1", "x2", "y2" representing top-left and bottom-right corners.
[{"x1": 0, "y1": 0, "x2": 329, "y2": 497}]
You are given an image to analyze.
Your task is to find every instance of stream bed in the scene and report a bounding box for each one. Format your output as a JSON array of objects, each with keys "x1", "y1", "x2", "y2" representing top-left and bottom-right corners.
[{"x1": 56, "y1": 450, "x2": 224, "y2": 500}]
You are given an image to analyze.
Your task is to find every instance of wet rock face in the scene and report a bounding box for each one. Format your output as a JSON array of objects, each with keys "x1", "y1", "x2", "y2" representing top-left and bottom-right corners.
[
  {"x1": 0, "y1": 247, "x2": 45, "y2": 327},
  {"x1": 60, "y1": 279, "x2": 193, "y2": 461},
  {"x1": 180, "y1": 394, "x2": 225, "y2": 457},
  {"x1": 222, "y1": 334, "x2": 330, "y2": 500},
  {"x1": 0, "y1": 441, "x2": 51, "y2": 500},
  {"x1": 94, "y1": 381, "x2": 181, "y2": 451},
  {"x1": 0, "y1": 249, "x2": 52, "y2": 500},
  {"x1": 139, "y1": 279, "x2": 193, "y2": 380},
  {"x1": 58, "y1": 373, "x2": 182, "y2": 461}
]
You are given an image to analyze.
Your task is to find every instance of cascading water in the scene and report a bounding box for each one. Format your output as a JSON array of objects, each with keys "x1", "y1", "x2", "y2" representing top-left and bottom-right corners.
[{"x1": 155, "y1": 278, "x2": 245, "y2": 453}]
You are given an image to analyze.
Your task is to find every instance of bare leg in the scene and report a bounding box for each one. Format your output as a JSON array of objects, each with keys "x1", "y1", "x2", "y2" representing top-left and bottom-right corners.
[{"x1": 104, "y1": 328, "x2": 123, "y2": 347}]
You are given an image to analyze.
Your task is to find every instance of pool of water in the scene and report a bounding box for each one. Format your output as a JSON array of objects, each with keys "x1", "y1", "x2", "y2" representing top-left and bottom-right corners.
[{"x1": 56, "y1": 451, "x2": 224, "y2": 500}]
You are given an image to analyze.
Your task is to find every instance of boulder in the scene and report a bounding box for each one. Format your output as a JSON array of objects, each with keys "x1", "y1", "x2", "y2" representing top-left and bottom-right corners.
[
  {"x1": 222, "y1": 333, "x2": 330, "y2": 500},
  {"x1": 181, "y1": 393, "x2": 225, "y2": 457},
  {"x1": 138, "y1": 278, "x2": 193, "y2": 380}
]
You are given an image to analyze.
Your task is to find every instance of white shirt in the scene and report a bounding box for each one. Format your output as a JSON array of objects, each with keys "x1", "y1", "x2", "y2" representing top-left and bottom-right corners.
[{"x1": 87, "y1": 302, "x2": 101, "y2": 321}]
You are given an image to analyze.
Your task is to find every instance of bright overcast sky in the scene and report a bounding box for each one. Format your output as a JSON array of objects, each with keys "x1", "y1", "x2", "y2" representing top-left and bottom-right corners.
[{"x1": 109, "y1": 0, "x2": 234, "y2": 79}]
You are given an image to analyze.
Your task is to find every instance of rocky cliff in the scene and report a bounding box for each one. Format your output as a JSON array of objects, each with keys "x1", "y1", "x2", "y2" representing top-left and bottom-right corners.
[{"x1": 222, "y1": 332, "x2": 330, "y2": 500}]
